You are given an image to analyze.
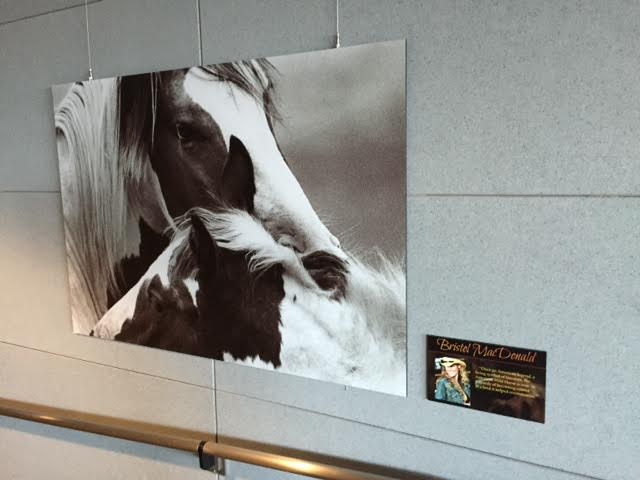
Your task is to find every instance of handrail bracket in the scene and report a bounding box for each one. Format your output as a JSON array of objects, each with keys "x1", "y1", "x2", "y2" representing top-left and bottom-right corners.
[{"x1": 198, "y1": 440, "x2": 224, "y2": 474}]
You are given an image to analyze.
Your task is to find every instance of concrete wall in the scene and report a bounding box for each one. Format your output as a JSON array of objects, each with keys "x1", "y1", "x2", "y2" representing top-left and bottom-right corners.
[{"x1": 1, "y1": 1, "x2": 638, "y2": 479}]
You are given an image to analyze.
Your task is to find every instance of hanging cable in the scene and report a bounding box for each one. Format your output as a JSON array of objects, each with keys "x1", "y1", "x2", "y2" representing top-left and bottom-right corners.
[
  {"x1": 196, "y1": 0, "x2": 203, "y2": 65},
  {"x1": 336, "y1": 0, "x2": 341, "y2": 48},
  {"x1": 84, "y1": 0, "x2": 93, "y2": 80}
]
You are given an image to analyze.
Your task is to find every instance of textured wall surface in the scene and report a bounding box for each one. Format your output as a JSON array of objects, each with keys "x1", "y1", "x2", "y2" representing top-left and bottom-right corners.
[{"x1": 1, "y1": 1, "x2": 638, "y2": 479}]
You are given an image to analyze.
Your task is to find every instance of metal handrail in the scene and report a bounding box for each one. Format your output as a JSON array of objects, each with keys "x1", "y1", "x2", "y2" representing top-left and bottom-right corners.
[{"x1": 0, "y1": 397, "x2": 398, "y2": 480}]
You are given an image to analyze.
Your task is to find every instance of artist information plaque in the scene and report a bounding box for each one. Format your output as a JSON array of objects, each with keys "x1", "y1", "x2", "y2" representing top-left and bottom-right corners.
[{"x1": 427, "y1": 335, "x2": 546, "y2": 423}]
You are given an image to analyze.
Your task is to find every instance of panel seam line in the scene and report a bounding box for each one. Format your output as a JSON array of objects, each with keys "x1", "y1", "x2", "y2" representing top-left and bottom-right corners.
[
  {"x1": 0, "y1": 0, "x2": 102, "y2": 27},
  {"x1": 0, "y1": 339, "x2": 211, "y2": 389}
]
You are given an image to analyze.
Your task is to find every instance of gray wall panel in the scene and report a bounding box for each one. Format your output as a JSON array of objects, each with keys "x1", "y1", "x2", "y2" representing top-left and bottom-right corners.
[
  {"x1": 0, "y1": 341, "x2": 215, "y2": 432},
  {"x1": 0, "y1": 416, "x2": 211, "y2": 480},
  {"x1": 0, "y1": 1, "x2": 99, "y2": 25},
  {"x1": 0, "y1": 7, "x2": 86, "y2": 192},
  {"x1": 215, "y1": 391, "x2": 592, "y2": 480},
  {"x1": 200, "y1": 0, "x2": 334, "y2": 64},
  {"x1": 341, "y1": 0, "x2": 640, "y2": 194},
  {"x1": 89, "y1": 0, "x2": 199, "y2": 78}
]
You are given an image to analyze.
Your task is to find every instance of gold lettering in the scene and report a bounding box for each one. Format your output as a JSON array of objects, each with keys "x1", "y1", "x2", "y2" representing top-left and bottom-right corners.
[
  {"x1": 437, "y1": 338, "x2": 470, "y2": 353},
  {"x1": 499, "y1": 347, "x2": 511, "y2": 359},
  {"x1": 472, "y1": 343, "x2": 486, "y2": 356}
]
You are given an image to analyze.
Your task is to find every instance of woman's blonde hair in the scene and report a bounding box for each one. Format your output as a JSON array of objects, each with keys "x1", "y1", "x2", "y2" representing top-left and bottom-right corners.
[{"x1": 436, "y1": 361, "x2": 470, "y2": 401}]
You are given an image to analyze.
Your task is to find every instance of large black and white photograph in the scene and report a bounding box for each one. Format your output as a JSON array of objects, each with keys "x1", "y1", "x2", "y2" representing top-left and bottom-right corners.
[{"x1": 52, "y1": 40, "x2": 406, "y2": 396}]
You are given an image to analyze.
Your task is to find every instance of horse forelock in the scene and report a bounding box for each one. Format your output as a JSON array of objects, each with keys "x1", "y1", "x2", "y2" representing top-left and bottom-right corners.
[
  {"x1": 198, "y1": 59, "x2": 280, "y2": 125},
  {"x1": 117, "y1": 71, "x2": 165, "y2": 184}
]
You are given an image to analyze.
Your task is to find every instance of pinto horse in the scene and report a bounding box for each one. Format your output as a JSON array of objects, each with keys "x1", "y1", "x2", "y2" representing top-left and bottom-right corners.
[{"x1": 55, "y1": 60, "x2": 345, "y2": 334}]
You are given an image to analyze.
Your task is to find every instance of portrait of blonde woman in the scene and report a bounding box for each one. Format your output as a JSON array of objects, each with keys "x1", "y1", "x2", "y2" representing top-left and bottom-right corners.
[{"x1": 434, "y1": 357, "x2": 471, "y2": 406}]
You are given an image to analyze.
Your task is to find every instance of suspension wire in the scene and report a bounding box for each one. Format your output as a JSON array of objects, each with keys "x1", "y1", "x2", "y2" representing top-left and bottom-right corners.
[
  {"x1": 84, "y1": 0, "x2": 93, "y2": 80},
  {"x1": 336, "y1": 0, "x2": 341, "y2": 48},
  {"x1": 196, "y1": 0, "x2": 203, "y2": 65}
]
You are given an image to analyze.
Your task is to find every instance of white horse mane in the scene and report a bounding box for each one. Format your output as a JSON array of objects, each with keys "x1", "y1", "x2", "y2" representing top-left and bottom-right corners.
[{"x1": 55, "y1": 79, "x2": 128, "y2": 331}]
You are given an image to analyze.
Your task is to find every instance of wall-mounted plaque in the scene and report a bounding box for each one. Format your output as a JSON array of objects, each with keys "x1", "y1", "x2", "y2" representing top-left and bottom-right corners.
[{"x1": 427, "y1": 335, "x2": 546, "y2": 423}]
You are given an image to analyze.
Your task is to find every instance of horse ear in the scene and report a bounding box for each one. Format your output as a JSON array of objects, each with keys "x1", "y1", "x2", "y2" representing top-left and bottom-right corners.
[
  {"x1": 189, "y1": 214, "x2": 218, "y2": 272},
  {"x1": 221, "y1": 136, "x2": 256, "y2": 212},
  {"x1": 146, "y1": 274, "x2": 166, "y2": 313}
]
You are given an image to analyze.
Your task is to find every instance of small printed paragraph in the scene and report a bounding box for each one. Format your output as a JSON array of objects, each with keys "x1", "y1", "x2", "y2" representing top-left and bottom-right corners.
[{"x1": 475, "y1": 367, "x2": 536, "y2": 398}]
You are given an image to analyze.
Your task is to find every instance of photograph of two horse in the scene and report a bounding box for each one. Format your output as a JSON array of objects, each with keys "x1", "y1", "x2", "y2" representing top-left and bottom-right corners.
[{"x1": 52, "y1": 40, "x2": 407, "y2": 396}]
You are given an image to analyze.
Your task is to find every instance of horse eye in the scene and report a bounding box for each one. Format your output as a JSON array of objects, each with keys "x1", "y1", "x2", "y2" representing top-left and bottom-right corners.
[{"x1": 175, "y1": 123, "x2": 199, "y2": 143}]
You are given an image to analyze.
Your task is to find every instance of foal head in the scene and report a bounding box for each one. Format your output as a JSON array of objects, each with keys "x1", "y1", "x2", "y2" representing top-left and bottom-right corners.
[
  {"x1": 114, "y1": 274, "x2": 200, "y2": 355},
  {"x1": 189, "y1": 214, "x2": 285, "y2": 366}
]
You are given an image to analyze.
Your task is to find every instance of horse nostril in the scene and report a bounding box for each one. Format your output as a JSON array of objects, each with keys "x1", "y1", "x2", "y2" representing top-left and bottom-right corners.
[{"x1": 301, "y1": 250, "x2": 349, "y2": 299}]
